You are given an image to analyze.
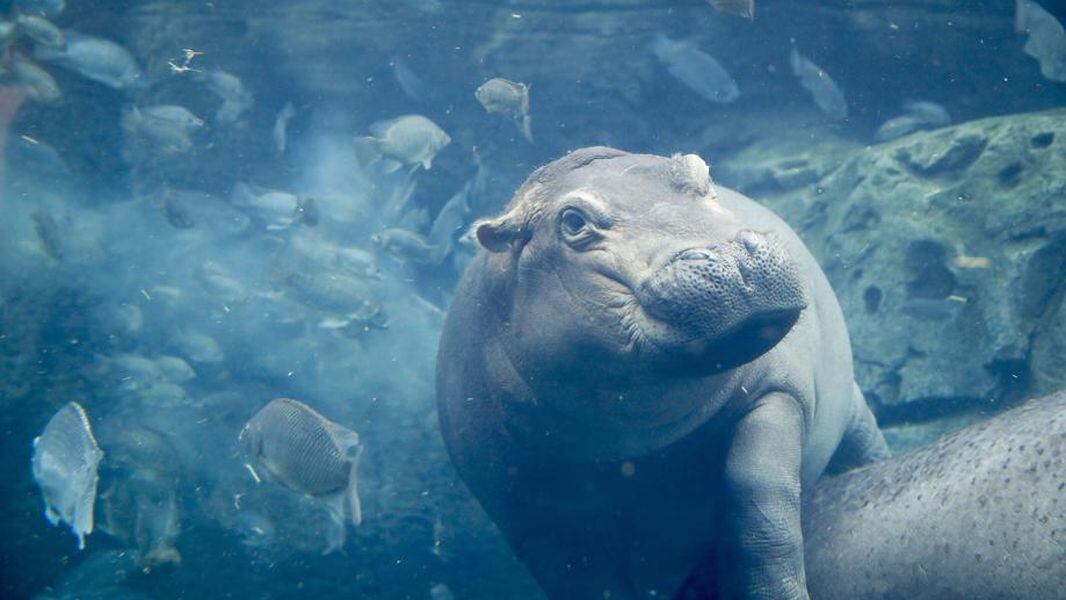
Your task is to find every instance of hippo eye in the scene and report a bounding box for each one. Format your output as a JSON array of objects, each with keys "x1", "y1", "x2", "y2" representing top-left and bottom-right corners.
[{"x1": 560, "y1": 208, "x2": 589, "y2": 236}]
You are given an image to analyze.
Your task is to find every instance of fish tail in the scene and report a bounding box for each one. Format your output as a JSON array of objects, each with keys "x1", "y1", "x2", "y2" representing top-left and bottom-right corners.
[
  {"x1": 352, "y1": 136, "x2": 383, "y2": 168},
  {"x1": 346, "y1": 445, "x2": 364, "y2": 527},
  {"x1": 519, "y1": 114, "x2": 533, "y2": 143}
]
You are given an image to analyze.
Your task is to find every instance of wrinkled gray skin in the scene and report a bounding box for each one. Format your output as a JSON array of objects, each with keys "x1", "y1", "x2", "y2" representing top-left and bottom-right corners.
[
  {"x1": 436, "y1": 147, "x2": 889, "y2": 599},
  {"x1": 803, "y1": 390, "x2": 1065, "y2": 599}
]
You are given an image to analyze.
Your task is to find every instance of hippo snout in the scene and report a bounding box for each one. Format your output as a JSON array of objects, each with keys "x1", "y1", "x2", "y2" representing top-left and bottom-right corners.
[{"x1": 638, "y1": 231, "x2": 806, "y2": 368}]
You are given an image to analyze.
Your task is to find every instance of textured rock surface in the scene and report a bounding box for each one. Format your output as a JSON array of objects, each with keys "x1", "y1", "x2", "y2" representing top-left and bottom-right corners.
[{"x1": 719, "y1": 110, "x2": 1066, "y2": 423}]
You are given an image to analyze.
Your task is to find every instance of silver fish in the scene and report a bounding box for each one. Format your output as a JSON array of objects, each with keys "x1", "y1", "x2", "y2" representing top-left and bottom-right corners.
[
  {"x1": 427, "y1": 180, "x2": 471, "y2": 261},
  {"x1": 707, "y1": 0, "x2": 754, "y2": 19},
  {"x1": 15, "y1": 14, "x2": 63, "y2": 48},
  {"x1": 284, "y1": 270, "x2": 381, "y2": 315},
  {"x1": 31, "y1": 402, "x2": 104, "y2": 549},
  {"x1": 475, "y1": 77, "x2": 533, "y2": 142},
  {"x1": 172, "y1": 330, "x2": 224, "y2": 364},
  {"x1": 652, "y1": 34, "x2": 739, "y2": 104},
  {"x1": 230, "y1": 182, "x2": 315, "y2": 231},
  {"x1": 12, "y1": 53, "x2": 61, "y2": 103},
  {"x1": 391, "y1": 57, "x2": 426, "y2": 101},
  {"x1": 13, "y1": 0, "x2": 65, "y2": 17},
  {"x1": 198, "y1": 69, "x2": 253, "y2": 125},
  {"x1": 35, "y1": 31, "x2": 142, "y2": 90},
  {"x1": 901, "y1": 100, "x2": 950, "y2": 126},
  {"x1": 900, "y1": 297, "x2": 961, "y2": 322},
  {"x1": 154, "y1": 355, "x2": 196, "y2": 383},
  {"x1": 272, "y1": 101, "x2": 295, "y2": 155},
  {"x1": 98, "y1": 426, "x2": 182, "y2": 568},
  {"x1": 1015, "y1": 0, "x2": 1066, "y2": 82},
  {"x1": 789, "y1": 47, "x2": 847, "y2": 120},
  {"x1": 353, "y1": 114, "x2": 450, "y2": 172},
  {"x1": 121, "y1": 105, "x2": 204, "y2": 154},
  {"x1": 874, "y1": 100, "x2": 951, "y2": 142},
  {"x1": 372, "y1": 227, "x2": 441, "y2": 265},
  {"x1": 874, "y1": 115, "x2": 923, "y2": 143},
  {"x1": 240, "y1": 398, "x2": 363, "y2": 546},
  {"x1": 31, "y1": 208, "x2": 62, "y2": 260}
]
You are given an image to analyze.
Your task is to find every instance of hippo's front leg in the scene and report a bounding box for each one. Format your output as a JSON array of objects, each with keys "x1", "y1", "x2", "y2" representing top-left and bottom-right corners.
[{"x1": 722, "y1": 392, "x2": 808, "y2": 600}]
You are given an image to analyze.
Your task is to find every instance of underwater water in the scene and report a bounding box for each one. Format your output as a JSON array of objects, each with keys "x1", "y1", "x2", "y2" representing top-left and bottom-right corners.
[{"x1": 0, "y1": 0, "x2": 1063, "y2": 598}]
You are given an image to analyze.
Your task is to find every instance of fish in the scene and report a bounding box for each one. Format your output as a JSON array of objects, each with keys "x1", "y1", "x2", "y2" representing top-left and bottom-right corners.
[
  {"x1": 172, "y1": 330, "x2": 224, "y2": 364},
  {"x1": 371, "y1": 227, "x2": 442, "y2": 265},
  {"x1": 154, "y1": 355, "x2": 196, "y2": 383},
  {"x1": 391, "y1": 57, "x2": 427, "y2": 102},
  {"x1": 100, "y1": 468, "x2": 182, "y2": 568},
  {"x1": 31, "y1": 208, "x2": 62, "y2": 260},
  {"x1": 11, "y1": 53, "x2": 61, "y2": 103},
  {"x1": 475, "y1": 77, "x2": 533, "y2": 142},
  {"x1": 284, "y1": 270, "x2": 382, "y2": 315},
  {"x1": 873, "y1": 115, "x2": 923, "y2": 142},
  {"x1": 239, "y1": 398, "x2": 364, "y2": 552},
  {"x1": 353, "y1": 114, "x2": 451, "y2": 172},
  {"x1": 162, "y1": 189, "x2": 196, "y2": 229},
  {"x1": 121, "y1": 105, "x2": 204, "y2": 154},
  {"x1": 430, "y1": 583, "x2": 456, "y2": 600},
  {"x1": 651, "y1": 34, "x2": 739, "y2": 104},
  {"x1": 92, "y1": 302, "x2": 143, "y2": 338},
  {"x1": 31, "y1": 402, "x2": 104, "y2": 549},
  {"x1": 789, "y1": 47, "x2": 847, "y2": 120},
  {"x1": 15, "y1": 14, "x2": 63, "y2": 48},
  {"x1": 231, "y1": 182, "x2": 316, "y2": 231},
  {"x1": 901, "y1": 100, "x2": 950, "y2": 126},
  {"x1": 102, "y1": 352, "x2": 164, "y2": 387},
  {"x1": 34, "y1": 31, "x2": 142, "y2": 90},
  {"x1": 13, "y1": 0, "x2": 65, "y2": 17},
  {"x1": 900, "y1": 297, "x2": 962, "y2": 322},
  {"x1": 97, "y1": 425, "x2": 182, "y2": 569},
  {"x1": 195, "y1": 260, "x2": 247, "y2": 304},
  {"x1": 874, "y1": 100, "x2": 951, "y2": 142},
  {"x1": 0, "y1": 21, "x2": 16, "y2": 45},
  {"x1": 272, "y1": 101, "x2": 295, "y2": 155},
  {"x1": 1015, "y1": 0, "x2": 1066, "y2": 82},
  {"x1": 427, "y1": 180, "x2": 471, "y2": 261},
  {"x1": 197, "y1": 69, "x2": 253, "y2": 125},
  {"x1": 707, "y1": 0, "x2": 754, "y2": 20},
  {"x1": 287, "y1": 232, "x2": 382, "y2": 280}
]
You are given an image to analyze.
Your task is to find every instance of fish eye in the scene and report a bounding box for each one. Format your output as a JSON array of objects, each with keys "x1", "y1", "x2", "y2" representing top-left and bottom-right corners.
[{"x1": 560, "y1": 208, "x2": 589, "y2": 237}]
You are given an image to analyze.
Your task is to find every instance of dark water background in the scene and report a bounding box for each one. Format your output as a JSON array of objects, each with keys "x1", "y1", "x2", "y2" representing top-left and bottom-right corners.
[{"x1": 0, "y1": 0, "x2": 1064, "y2": 598}]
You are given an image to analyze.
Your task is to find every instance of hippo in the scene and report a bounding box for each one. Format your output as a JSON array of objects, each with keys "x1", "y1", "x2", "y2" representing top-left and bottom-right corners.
[
  {"x1": 802, "y1": 390, "x2": 1065, "y2": 600},
  {"x1": 436, "y1": 146, "x2": 889, "y2": 599}
]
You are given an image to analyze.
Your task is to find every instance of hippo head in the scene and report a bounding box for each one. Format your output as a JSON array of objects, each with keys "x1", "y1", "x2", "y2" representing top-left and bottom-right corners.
[
  {"x1": 474, "y1": 148, "x2": 807, "y2": 453},
  {"x1": 478, "y1": 147, "x2": 806, "y2": 374}
]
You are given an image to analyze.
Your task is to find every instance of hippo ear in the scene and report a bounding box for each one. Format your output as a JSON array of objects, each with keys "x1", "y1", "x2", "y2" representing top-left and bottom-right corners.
[{"x1": 474, "y1": 214, "x2": 523, "y2": 253}]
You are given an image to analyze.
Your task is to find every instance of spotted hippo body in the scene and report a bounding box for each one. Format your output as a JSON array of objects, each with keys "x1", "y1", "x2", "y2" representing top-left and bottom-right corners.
[
  {"x1": 803, "y1": 391, "x2": 1065, "y2": 600},
  {"x1": 436, "y1": 147, "x2": 888, "y2": 599}
]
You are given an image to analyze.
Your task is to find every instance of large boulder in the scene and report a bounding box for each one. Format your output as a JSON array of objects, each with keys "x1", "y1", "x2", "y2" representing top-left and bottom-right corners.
[{"x1": 720, "y1": 110, "x2": 1066, "y2": 423}]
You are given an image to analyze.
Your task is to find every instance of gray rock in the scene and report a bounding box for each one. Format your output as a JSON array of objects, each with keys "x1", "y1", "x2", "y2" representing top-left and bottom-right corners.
[{"x1": 749, "y1": 110, "x2": 1066, "y2": 416}]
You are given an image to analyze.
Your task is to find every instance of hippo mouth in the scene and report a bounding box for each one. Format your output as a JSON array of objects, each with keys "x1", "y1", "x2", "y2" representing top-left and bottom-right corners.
[
  {"x1": 604, "y1": 231, "x2": 807, "y2": 376},
  {"x1": 656, "y1": 305, "x2": 803, "y2": 375}
]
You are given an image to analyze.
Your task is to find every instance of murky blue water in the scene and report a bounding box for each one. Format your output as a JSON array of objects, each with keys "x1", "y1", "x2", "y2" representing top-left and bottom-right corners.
[{"x1": 1, "y1": 1, "x2": 1063, "y2": 598}]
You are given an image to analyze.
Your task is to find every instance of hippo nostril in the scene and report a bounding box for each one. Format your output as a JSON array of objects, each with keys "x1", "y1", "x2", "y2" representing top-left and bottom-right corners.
[
  {"x1": 678, "y1": 248, "x2": 714, "y2": 262},
  {"x1": 737, "y1": 230, "x2": 762, "y2": 254}
]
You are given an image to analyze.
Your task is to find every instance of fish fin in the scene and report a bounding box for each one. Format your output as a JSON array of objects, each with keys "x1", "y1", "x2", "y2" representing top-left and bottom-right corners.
[
  {"x1": 421, "y1": 156, "x2": 433, "y2": 171},
  {"x1": 380, "y1": 158, "x2": 404, "y2": 174},
  {"x1": 346, "y1": 445, "x2": 364, "y2": 527},
  {"x1": 352, "y1": 136, "x2": 383, "y2": 168},
  {"x1": 321, "y1": 494, "x2": 348, "y2": 554},
  {"x1": 44, "y1": 504, "x2": 60, "y2": 526},
  {"x1": 518, "y1": 114, "x2": 533, "y2": 143}
]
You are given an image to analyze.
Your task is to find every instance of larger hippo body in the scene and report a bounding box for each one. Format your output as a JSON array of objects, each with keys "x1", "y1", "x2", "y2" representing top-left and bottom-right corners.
[
  {"x1": 803, "y1": 390, "x2": 1066, "y2": 600},
  {"x1": 436, "y1": 147, "x2": 888, "y2": 599}
]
